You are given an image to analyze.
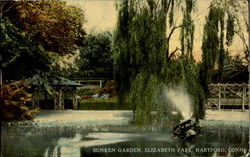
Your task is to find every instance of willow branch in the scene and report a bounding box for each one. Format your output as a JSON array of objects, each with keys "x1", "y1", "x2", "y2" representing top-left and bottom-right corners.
[{"x1": 167, "y1": 47, "x2": 181, "y2": 61}]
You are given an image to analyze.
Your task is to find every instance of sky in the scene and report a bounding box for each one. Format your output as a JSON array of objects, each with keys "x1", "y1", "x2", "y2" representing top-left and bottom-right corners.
[{"x1": 66, "y1": 0, "x2": 249, "y2": 61}]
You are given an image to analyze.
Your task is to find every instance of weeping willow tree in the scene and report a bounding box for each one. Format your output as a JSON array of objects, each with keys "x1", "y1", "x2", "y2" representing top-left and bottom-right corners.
[
  {"x1": 113, "y1": 0, "x2": 167, "y2": 125},
  {"x1": 178, "y1": 0, "x2": 206, "y2": 122},
  {"x1": 180, "y1": 0, "x2": 195, "y2": 60},
  {"x1": 113, "y1": 0, "x2": 205, "y2": 125},
  {"x1": 200, "y1": 1, "x2": 235, "y2": 92}
]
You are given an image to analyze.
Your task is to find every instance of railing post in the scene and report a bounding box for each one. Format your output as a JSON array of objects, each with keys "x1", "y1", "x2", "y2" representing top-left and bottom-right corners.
[
  {"x1": 100, "y1": 81, "x2": 103, "y2": 88},
  {"x1": 72, "y1": 88, "x2": 78, "y2": 110},
  {"x1": 242, "y1": 84, "x2": 246, "y2": 111},
  {"x1": 59, "y1": 88, "x2": 64, "y2": 110},
  {"x1": 218, "y1": 83, "x2": 221, "y2": 110},
  {"x1": 223, "y1": 84, "x2": 226, "y2": 98}
]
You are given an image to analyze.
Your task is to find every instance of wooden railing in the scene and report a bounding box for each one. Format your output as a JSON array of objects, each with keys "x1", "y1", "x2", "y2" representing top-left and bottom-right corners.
[{"x1": 207, "y1": 83, "x2": 249, "y2": 110}]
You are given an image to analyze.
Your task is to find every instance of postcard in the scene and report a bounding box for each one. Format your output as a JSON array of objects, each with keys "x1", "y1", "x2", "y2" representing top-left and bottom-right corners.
[{"x1": 1, "y1": 0, "x2": 249, "y2": 157}]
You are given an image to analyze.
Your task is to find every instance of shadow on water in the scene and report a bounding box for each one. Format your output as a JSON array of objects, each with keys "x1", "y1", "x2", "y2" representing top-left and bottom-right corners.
[{"x1": 1, "y1": 123, "x2": 249, "y2": 157}]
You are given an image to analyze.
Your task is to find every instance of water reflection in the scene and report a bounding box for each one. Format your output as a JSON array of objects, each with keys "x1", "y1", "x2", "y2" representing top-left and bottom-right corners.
[
  {"x1": 1, "y1": 125, "x2": 249, "y2": 157},
  {"x1": 43, "y1": 133, "x2": 136, "y2": 157},
  {"x1": 44, "y1": 134, "x2": 82, "y2": 157}
]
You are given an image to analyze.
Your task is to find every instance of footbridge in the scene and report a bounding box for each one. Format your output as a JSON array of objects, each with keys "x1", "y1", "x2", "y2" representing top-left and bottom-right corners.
[{"x1": 207, "y1": 83, "x2": 249, "y2": 110}]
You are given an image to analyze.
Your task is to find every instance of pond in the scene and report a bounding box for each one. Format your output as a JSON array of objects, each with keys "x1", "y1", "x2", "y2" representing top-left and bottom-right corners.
[{"x1": 1, "y1": 121, "x2": 249, "y2": 157}]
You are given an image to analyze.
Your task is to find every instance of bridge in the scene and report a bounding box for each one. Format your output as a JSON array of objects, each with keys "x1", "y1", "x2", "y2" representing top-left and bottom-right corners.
[{"x1": 207, "y1": 83, "x2": 249, "y2": 110}]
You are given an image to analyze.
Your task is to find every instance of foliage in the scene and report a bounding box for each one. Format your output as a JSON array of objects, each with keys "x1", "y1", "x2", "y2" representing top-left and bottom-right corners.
[
  {"x1": 226, "y1": 13, "x2": 234, "y2": 46},
  {"x1": 113, "y1": 0, "x2": 204, "y2": 125},
  {"x1": 1, "y1": 1, "x2": 86, "y2": 80},
  {"x1": 221, "y1": 54, "x2": 248, "y2": 83},
  {"x1": 98, "y1": 81, "x2": 117, "y2": 97},
  {"x1": 77, "y1": 81, "x2": 116, "y2": 98},
  {"x1": 200, "y1": 0, "x2": 248, "y2": 88},
  {"x1": 77, "y1": 88, "x2": 97, "y2": 97},
  {"x1": 213, "y1": 0, "x2": 249, "y2": 62},
  {"x1": 0, "y1": 81, "x2": 39, "y2": 120},
  {"x1": 180, "y1": 0, "x2": 196, "y2": 59},
  {"x1": 113, "y1": 0, "x2": 167, "y2": 108},
  {"x1": 7, "y1": 1, "x2": 86, "y2": 55},
  {"x1": 200, "y1": 3, "x2": 236, "y2": 92},
  {"x1": 113, "y1": 0, "x2": 167, "y2": 124},
  {"x1": 182, "y1": 60, "x2": 206, "y2": 120},
  {"x1": 163, "y1": 59, "x2": 206, "y2": 121},
  {"x1": 0, "y1": 19, "x2": 53, "y2": 80},
  {"x1": 74, "y1": 32, "x2": 113, "y2": 78}
]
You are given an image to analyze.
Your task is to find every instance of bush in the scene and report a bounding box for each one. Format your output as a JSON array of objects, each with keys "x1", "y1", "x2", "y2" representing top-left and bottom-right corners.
[
  {"x1": 98, "y1": 81, "x2": 117, "y2": 97},
  {"x1": 78, "y1": 98, "x2": 132, "y2": 110},
  {"x1": 77, "y1": 81, "x2": 117, "y2": 99},
  {"x1": 0, "y1": 81, "x2": 39, "y2": 120},
  {"x1": 77, "y1": 88, "x2": 97, "y2": 97}
]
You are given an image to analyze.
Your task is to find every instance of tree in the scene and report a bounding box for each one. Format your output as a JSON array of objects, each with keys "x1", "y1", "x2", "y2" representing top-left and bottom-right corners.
[
  {"x1": 1, "y1": 19, "x2": 53, "y2": 80},
  {"x1": 74, "y1": 32, "x2": 113, "y2": 78},
  {"x1": 221, "y1": 53, "x2": 248, "y2": 83},
  {"x1": 200, "y1": 4, "x2": 225, "y2": 87},
  {"x1": 200, "y1": 0, "x2": 247, "y2": 88},
  {"x1": 180, "y1": 0, "x2": 196, "y2": 60},
  {"x1": 113, "y1": 0, "x2": 205, "y2": 125},
  {"x1": 6, "y1": 1, "x2": 86, "y2": 55},
  {"x1": 1, "y1": 1, "x2": 86, "y2": 80},
  {"x1": 113, "y1": 0, "x2": 168, "y2": 123},
  {"x1": 214, "y1": 0, "x2": 249, "y2": 62},
  {"x1": 0, "y1": 1, "x2": 86, "y2": 121},
  {"x1": 0, "y1": 1, "x2": 16, "y2": 84}
]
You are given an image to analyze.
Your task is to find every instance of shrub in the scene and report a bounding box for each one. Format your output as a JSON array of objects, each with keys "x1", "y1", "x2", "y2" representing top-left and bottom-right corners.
[
  {"x1": 0, "y1": 81, "x2": 39, "y2": 120},
  {"x1": 98, "y1": 81, "x2": 117, "y2": 97},
  {"x1": 77, "y1": 81, "x2": 117, "y2": 99}
]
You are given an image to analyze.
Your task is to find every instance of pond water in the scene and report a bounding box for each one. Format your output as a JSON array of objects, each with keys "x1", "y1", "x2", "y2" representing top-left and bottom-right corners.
[{"x1": 1, "y1": 121, "x2": 249, "y2": 157}]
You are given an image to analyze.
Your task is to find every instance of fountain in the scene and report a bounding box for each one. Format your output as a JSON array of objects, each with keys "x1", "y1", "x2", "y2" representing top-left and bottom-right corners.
[
  {"x1": 165, "y1": 86, "x2": 200, "y2": 140},
  {"x1": 165, "y1": 86, "x2": 193, "y2": 120},
  {"x1": 173, "y1": 119, "x2": 201, "y2": 140}
]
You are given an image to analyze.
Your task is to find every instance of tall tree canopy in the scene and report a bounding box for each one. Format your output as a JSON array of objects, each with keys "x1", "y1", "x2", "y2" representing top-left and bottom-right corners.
[
  {"x1": 180, "y1": 0, "x2": 196, "y2": 60},
  {"x1": 7, "y1": 1, "x2": 86, "y2": 55},
  {"x1": 200, "y1": 0, "x2": 247, "y2": 88},
  {"x1": 74, "y1": 32, "x2": 113, "y2": 78},
  {"x1": 1, "y1": 19, "x2": 52, "y2": 80},
  {"x1": 1, "y1": 1, "x2": 86, "y2": 80},
  {"x1": 113, "y1": 0, "x2": 205, "y2": 125},
  {"x1": 200, "y1": 4, "x2": 226, "y2": 86},
  {"x1": 217, "y1": 0, "x2": 249, "y2": 62}
]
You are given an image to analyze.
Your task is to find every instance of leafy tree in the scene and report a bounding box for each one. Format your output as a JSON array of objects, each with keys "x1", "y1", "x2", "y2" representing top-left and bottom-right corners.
[
  {"x1": 1, "y1": 19, "x2": 53, "y2": 80},
  {"x1": 74, "y1": 32, "x2": 113, "y2": 78},
  {"x1": 200, "y1": 4, "x2": 224, "y2": 88},
  {"x1": 180, "y1": 0, "x2": 195, "y2": 60},
  {"x1": 200, "y1": 0, "x2": 247, "y2": 88},
  {"x1": 214, "y1": 0, "x2": 249, "y2": 62},
  {"x1": 1, "y1": 1, "x2": 86, "y2": 80},
  {"x1": 113, "y1": 0, "x2": 205, "y2": 125},
  {"x1": 6, "y1": 1, "x2": 86, "y2": 55},
  {"x1": 221, "y1": 53, "x2": 248, "y2": 83}
]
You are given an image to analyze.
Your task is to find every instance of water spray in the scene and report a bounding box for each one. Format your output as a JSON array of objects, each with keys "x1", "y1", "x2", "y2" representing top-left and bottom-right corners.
[
  {"x1": 165, "y1": 86, "x2": 193, "y2": 120},
  {"x1": 165, "y1": 86, "x2": 200, "y2": 140}
]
